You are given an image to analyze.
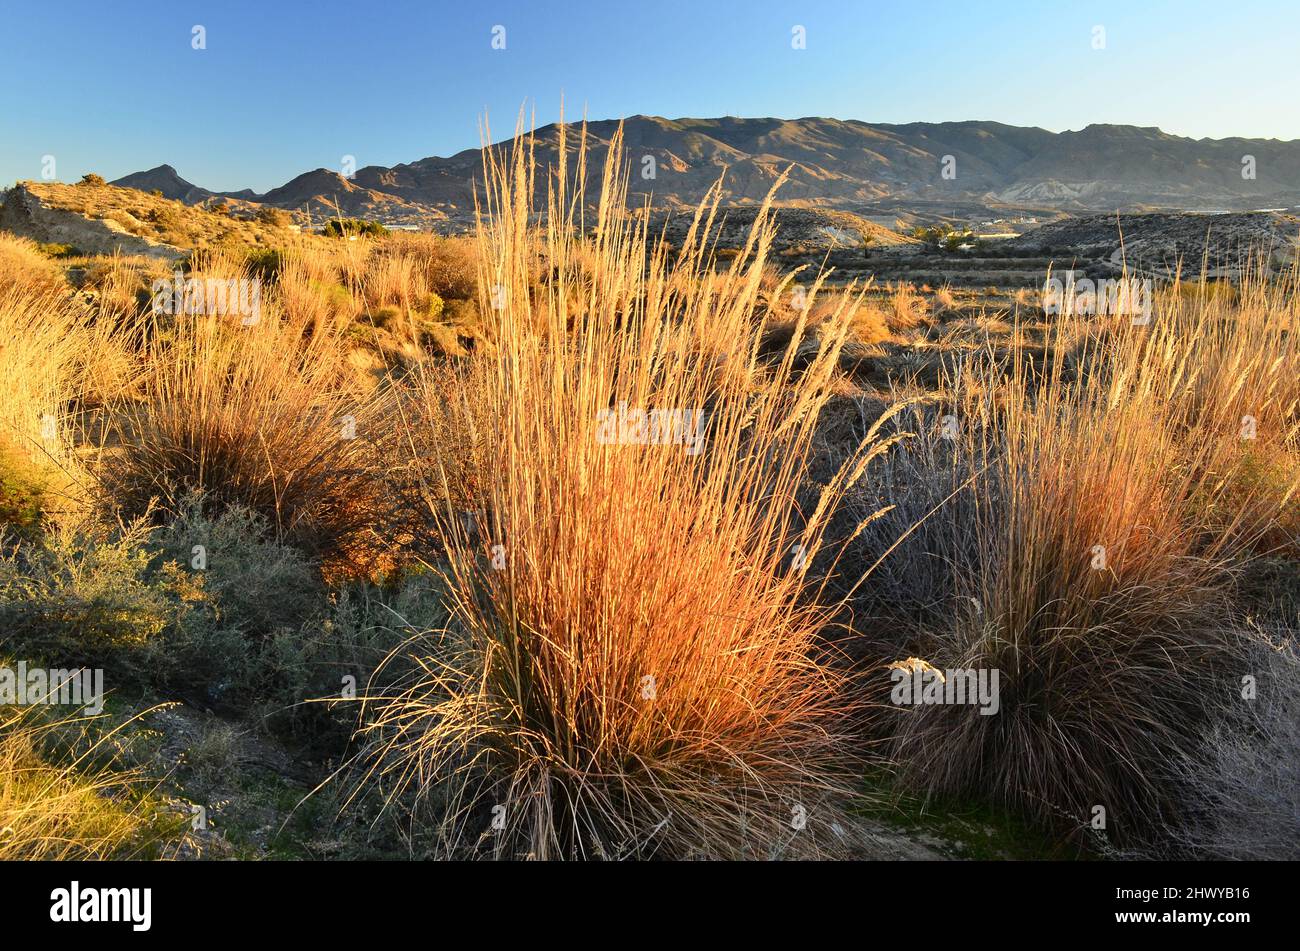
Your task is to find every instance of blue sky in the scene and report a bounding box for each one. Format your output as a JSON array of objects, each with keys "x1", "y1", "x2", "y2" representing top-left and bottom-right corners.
[{"x1": 3, "y1": 0, "x2": 1297, "y2": 191}]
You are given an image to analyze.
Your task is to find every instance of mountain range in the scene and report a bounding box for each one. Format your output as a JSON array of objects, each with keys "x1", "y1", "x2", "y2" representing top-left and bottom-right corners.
[{"x1": 111, "y1": 116, "x2": 1300, "y2": 224}]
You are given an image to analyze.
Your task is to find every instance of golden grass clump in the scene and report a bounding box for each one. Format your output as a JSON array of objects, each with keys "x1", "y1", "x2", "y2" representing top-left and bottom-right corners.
[
  {"x1": 352, "y1": 121, "x2": 905, "y2": 859},
  {"x1": 1147, "y1": 266, "x2": 1300, "y2": 550},
  {"x1": 0, "y1": 236, "x2": 117, "y2": 524},
  {"x1": 96, "y1": 253, "x2": 394, "y2": 563},
  {"x1": 0, "y1": 286, "x2": 80, "y2": 472},
  {"x1": 887, "y1": 268, "x2": 1298, "y2": 842},
  {"x1": 0, "y1": 233, "x2": 69, "y2": 299},
  {"x1": 886, "y1": 281, "x2": 929, "y2": 331}
]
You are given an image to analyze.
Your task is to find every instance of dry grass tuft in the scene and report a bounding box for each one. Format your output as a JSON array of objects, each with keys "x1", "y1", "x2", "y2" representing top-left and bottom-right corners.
[
  {"x1": 96, "y1": 255, "x2": 395, "y2": 563},
  {"x1": 883, "y1": 270, "x2": 1298, "y2": 842},
  {"x1": 350, "y1": 120, "x2": 906, "y2": 859},
  {"x1": 0, "y1": 702, "x2": 174, "y2": 860}
]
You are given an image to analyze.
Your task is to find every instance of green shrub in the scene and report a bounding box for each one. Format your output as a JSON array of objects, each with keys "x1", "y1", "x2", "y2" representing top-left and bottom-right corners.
[
  {"x1": 441, "y1": 297, "x2": 480, "y2": 326},
  {"x1": 137, "y1": 495, "x2": 411, "y2": 732},
  {"x1": 130, "y1": 495, "x2": 322, "y2": 711},
  {"x1": 0, "y1": 497, "x2": 315, "y2": 698},
  {"x1": 0, "y1": 516, "x2": 198, "y2": 667},
  {"x1": 261, "y1": 573, "x2": 449, "y2": 739},
  {"x1": 243, "y1": 247, "x2": 284, "y2": 283},
  {"x1": 371, "y1": 305, "x2": 401, "y2": 330},
  {"x1": 323, "y1": 218, "x2": 388, "y2": 239},
  {"x1": 419, "y1": 291, "x2": 444, "y2": 322},
  {"x1": 145, "y1": 205, "x2": 183, "y2": 231},
  {"x1": 35, "y1": 242, "x2": 80, "y2": 259},
  {"x1": 0, "y1": 490, "x2": 436, "y2": 742},
  {"x1": 306, "y1": 279, "x2": 354, "y2": 320},
  {"x1": 148, "y1": 494, "x2": 319, "y2": 636}
]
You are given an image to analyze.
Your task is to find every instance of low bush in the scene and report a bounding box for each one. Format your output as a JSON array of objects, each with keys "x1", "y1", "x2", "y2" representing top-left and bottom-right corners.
[
  {"x1": 137, "y1": 496, "x2": 322, "y2": 708},
  {"x1": 324, "y1": 218, "x2": 388, "y2": 239},
  {"x1": 0, "y1": 443, "x2": 48, "y2": 539},
  {"x1": 254, "y1": 206, "x2": 293, "y2": 228},
  {"x1": 1168, "y1": 628, "x2": 1300, "y2": 859},
  {"x1": 0, "y1": 516, "x2": 196, "y2": 668}
]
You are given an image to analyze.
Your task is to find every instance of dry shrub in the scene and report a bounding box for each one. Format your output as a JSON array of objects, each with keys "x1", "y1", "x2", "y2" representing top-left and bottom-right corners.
[
  {"x1": 882, "y1": 269, "x2": 1298, "y2": 845},
  {"x1": 379, "y1": 232, "x2": 478, "y2": 301},
  {"x1": 932, "y1": 285, "x2": 958, "y2": 311},
  {"x1": 845, "y1": 301, "x2": 895, "y2": 346},
  {"x1": 0, "y1": 234, "x2": 68, "y2": 299},
  {"x1": 333, "y1": 232, "x2": 480, "y2": 317},
  {"x1": 837, "y1": 397, "x2": 991, "y2": 634},
  {"x1": 97, "y1": 255, "x2": 393, "y2": 562},
  {"x1": 1150, "y1": 266, "x2": 1299, "y2": 550},
  {"x1": 259, "y1": 234, "x2": 481, "y2": 360},
  {"x1": 892, "y1": 361, "x2": 1231, "y2": 840},
  {"x1": 80, "y1": 253, "x2": 162, "y2": 323},
  {"x1": 1169, "y1": 627, "x2": 1300, "y2": 859},
  {"x1": 352, "y1": 121, "x2": 905, "y2": 859},
  {"x1": 887, "y1": 281, "x2": 929, "y2": 331},
  {"x1": 279, "y1": 250, "x2": 358, "y2": 335},
  {"x1": 818, "y1": 283, "x2": 926, "y2": 348}
]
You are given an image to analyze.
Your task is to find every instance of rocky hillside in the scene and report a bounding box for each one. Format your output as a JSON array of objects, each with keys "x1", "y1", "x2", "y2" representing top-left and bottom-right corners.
[
  {"x1": 257, "y1": 169, "x2": 444, "y2": 224},
  {"x1": 1011, "y1": 211, "x2": 1300, "y2": 275},
  {"x1": 0, "y1": 182, "x2": 296, "y2": 257},
  {"x1": 643, "y1": 206, "x2": 918, "y2": 252},
  {"x1": 111, "y1": 164, "x2": 219, "y2": 205},
  {"x1": 109, "y1": 117, "x2": 1300, "y2": 227}
]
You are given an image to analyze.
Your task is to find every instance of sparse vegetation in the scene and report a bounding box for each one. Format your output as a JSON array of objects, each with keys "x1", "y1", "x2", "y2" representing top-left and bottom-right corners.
[{"x1": 5, "y1": 181, "x2": 295, "y2": 252}]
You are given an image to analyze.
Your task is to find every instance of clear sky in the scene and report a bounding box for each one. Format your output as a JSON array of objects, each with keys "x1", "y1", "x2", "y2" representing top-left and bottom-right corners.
[{"x1": 3, "y1": 0, "x2": 1298, "y2": 192}]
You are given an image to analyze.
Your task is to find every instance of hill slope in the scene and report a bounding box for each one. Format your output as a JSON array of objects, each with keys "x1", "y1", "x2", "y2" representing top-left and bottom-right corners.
[
  {"x1": 1, "y1": 181, "x2": 298, "y2": 256},
  {"x1": 109, "y1": 117, "x2": 1300, "y2": 226}
]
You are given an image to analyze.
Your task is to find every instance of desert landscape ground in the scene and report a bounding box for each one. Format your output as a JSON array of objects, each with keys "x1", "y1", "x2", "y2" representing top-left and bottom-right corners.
[{"x1": 1, "y1": 118, "x2": 1297, "y2": 868}]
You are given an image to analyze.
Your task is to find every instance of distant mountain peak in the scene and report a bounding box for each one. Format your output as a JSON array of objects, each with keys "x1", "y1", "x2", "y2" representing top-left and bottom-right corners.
[
  {"x1": 109, "y1": 117, "x2": 1300, "y2": 223},
  {"x1": 111, "y1": 164, "x2": 210, "y2": 203}
]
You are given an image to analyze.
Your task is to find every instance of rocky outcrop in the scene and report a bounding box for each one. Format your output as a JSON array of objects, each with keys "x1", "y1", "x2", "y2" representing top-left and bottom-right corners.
[{"x1": 0, "y1": 184, "x2": 184, "y2": 258}]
